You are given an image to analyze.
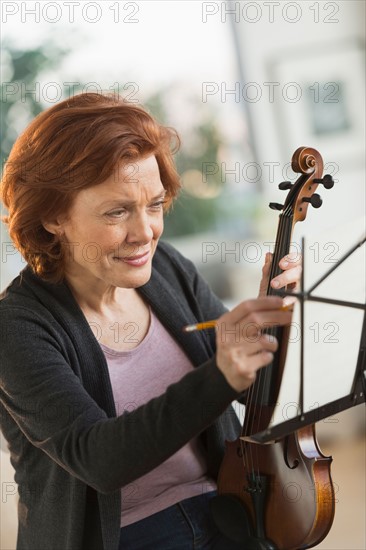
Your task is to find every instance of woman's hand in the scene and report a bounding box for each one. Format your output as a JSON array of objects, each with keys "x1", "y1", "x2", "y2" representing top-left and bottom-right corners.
[
  {"x1": 258, "y1": 252, "x2": 302, "y2": 306},
  {"x1": 215, "y1": 296, "x2": 292, "y2": 392}
]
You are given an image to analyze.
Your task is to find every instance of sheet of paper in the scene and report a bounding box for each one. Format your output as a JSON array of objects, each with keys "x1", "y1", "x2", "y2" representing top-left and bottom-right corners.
[{"x1": 269, "y1": 217, "x2": 365, "y2": 428}]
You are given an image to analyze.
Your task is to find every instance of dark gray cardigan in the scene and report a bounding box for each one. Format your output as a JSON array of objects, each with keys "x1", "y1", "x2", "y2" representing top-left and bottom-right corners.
[{"x1": 0, "y1": 241, "x2": 242, "y2": 550}]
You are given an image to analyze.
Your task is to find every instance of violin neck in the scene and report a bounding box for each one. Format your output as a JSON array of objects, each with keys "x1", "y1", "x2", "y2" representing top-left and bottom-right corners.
[
  {"x1": 267, "y1": 212, "x2": 294, "y2": 296},
  {"x1": 247, "y1": 211, "x2": 294, "y2": 414}
]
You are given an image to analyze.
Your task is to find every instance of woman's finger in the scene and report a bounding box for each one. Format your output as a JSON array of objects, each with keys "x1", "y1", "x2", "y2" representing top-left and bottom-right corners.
[
  {"x1": 216, "y1": 310, "x2": 291, "y2": 347},
  {"x1": 279, "y1": 252, "x2": 302, "y2": 269},
  {"x1": 218, "y1": 295, "x2": 284, "y2": 326},
  {"x1": 232, "y1": 333, "x2": 279, "y2": 357},
  {"x1": 247, "y1": 349, "x2": 275, "y2": 372},
  {"x1": 270, "y1": 265, "x2": 302, "y2": 290}
]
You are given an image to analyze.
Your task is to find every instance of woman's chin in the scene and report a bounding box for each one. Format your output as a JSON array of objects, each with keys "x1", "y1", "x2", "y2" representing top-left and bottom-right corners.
[{"x1": 111, "y1": 264, "x2": 153, "y2": 288}]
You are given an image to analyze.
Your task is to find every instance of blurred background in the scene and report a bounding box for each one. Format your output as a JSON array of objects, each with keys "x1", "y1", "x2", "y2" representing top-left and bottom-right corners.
[{"x1": 1, "y1": 1, "x2": 365, "y2": 548}]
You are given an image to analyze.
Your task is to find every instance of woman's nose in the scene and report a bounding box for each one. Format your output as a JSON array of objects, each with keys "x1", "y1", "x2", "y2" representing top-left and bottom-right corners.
[{"x1": 125, "y1": 213, "x2": 154, "y2": 244}]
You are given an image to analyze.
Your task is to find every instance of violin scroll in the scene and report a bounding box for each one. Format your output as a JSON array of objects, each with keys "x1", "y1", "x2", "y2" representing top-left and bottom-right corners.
[
  {"x1": 287, "y1": 146, "x2": 334, "y2": 223},
  {"x1": 274, "y1": 147, "x2": 334, "y2": 224},
  {"x1": 291, "y1": 146, "x2": 323, "y2": 175}
]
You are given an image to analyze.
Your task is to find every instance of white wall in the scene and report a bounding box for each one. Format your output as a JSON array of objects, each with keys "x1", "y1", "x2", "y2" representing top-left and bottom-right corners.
[{"x1": 228, "y1": 0, "x2": 365, "y2": 234}]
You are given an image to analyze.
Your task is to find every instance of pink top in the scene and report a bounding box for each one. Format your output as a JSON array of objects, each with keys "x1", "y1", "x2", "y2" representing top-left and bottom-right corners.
[{"x1": 100, "y1": 309, "x2": 217, "y2": 527}]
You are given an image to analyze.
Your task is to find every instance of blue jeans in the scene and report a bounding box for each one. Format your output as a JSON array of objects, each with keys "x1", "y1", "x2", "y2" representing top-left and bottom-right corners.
[{"x1": 118, "y1": 491, "x2": 243, "y2": 549}]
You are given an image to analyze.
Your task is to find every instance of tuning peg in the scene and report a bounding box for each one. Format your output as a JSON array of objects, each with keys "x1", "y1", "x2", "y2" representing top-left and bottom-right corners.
[
  {"x1": 269, "y1": 202, "x2": 284, "y2": 211},
  {"x1": 302, "y1": 194, "x2": 322, "y2": 208},
  {"x1": 313, "y1": 174, "x2": 334, "y2": 189},
  {"x1": 278, "y1": 181, "x2": 293, "y2": 190}
]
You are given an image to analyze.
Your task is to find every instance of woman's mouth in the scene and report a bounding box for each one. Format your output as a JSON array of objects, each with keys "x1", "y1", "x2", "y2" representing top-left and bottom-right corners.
[{"x1": 113, "y1": 251, "x2": 150, "y2": 267}]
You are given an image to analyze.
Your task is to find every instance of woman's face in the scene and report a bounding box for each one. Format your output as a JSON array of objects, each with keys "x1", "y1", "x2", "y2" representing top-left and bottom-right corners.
[{"x1": 57, "y1": 155, "x2": 166, "y2": 289}]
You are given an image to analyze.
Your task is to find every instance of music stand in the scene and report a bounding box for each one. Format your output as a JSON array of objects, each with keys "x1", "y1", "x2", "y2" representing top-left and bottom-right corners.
[{"x1": 244, "y1": 236, "x2": 366, "y2": 445}]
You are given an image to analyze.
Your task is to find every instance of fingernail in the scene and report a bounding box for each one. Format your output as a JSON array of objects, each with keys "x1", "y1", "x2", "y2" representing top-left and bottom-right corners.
[
  {"x1": 282, "y1": 260, "x2": 288, "y2": 267},
  {"x1": 272, "y1": 280, "x2": 279, "y2": 288}
]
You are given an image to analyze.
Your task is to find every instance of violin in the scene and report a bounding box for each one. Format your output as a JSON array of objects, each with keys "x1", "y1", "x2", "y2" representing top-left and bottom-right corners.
[{"x1": 211, "y1": 147, "x2": 336, "y2": 550}]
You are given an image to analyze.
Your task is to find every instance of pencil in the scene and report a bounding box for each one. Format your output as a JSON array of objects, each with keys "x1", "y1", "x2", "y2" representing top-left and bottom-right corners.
[
  {"x1": 183, "y1": 320, "x2": 218, "y2": 332},
  {"x1": 182, "y1": 304, "x2": 293, "y2": 332}
]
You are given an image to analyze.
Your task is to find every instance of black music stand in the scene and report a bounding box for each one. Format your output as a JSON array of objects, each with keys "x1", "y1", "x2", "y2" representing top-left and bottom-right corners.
[{"x1": 245, "y1": 236, "x2": 366, "y2": 444}]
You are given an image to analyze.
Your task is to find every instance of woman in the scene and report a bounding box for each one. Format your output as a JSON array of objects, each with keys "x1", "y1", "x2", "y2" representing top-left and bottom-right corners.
[{"x1": 0, "y1": 93, "x2": 300, "y2": 550}]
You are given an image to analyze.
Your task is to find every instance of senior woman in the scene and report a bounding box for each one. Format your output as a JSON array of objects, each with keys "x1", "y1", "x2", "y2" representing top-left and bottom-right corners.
[{"x1": 0, "y1": 93, "x2": 300, "y2": 550}]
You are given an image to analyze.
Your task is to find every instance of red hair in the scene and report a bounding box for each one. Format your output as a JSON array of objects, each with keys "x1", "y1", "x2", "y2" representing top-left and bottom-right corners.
[{"x1": 1, "y1": 92, "x2": 181, "y2": 283}]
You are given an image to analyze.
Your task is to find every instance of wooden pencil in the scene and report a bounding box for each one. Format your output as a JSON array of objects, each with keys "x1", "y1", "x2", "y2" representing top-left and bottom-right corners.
[{"x1": 182, "y1": 304, "x2": 293, "y2": 332}]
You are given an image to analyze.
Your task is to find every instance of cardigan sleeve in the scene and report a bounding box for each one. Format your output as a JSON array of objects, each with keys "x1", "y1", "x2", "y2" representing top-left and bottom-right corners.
[{"x1": 0, "y1": 305, "x2": 241, "y2": 494}]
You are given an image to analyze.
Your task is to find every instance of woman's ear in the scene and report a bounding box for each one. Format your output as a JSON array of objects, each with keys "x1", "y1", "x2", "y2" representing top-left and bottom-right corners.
[
  {"x1": 42, "y1": 216, "x2": 66, "y2": 236},
  {"x1": 43, "y1": 222, "x2": 58, "y2": 235}
]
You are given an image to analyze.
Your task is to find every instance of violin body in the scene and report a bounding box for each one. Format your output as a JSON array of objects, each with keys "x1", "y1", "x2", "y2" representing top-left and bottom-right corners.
[
  {"x1": 213, "y1": 147, "x2": 336, "y2": 550},
  {"x1": 216, "y1": 427, "x2": 335, "y2": 549}
]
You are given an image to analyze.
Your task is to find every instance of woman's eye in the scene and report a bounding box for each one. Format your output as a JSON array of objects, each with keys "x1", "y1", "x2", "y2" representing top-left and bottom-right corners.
[
  {"x1": 106, "y1": 200, "x2": 166, "y2": 218},
  {"x1": 107, "y1": 210, "x2": 126, "y2": 218},
  {"x1": 150, "y1": 200, "x2": 166, "y2": 210}
]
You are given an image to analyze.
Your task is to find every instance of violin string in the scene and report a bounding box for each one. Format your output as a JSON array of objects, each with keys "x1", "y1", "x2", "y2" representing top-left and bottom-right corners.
[
  {"x1": 241, "y1": 212, "x2": 283, "y2": 478},
  {"x1": 242, "y1": 205, "x2": 293, "y2": 482},
  {"x1": 241, "y1": 218, "x2": 277, "y2": 478},
  {"x1": 255, "y1": 210, "x2": 288, "y2": 417},
  {"x1": 256, "y1": 205, "x2": 293, "y2": 435},
  {"x1": 254, "y1": 210, "x2": 291, "y2": 478}
]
